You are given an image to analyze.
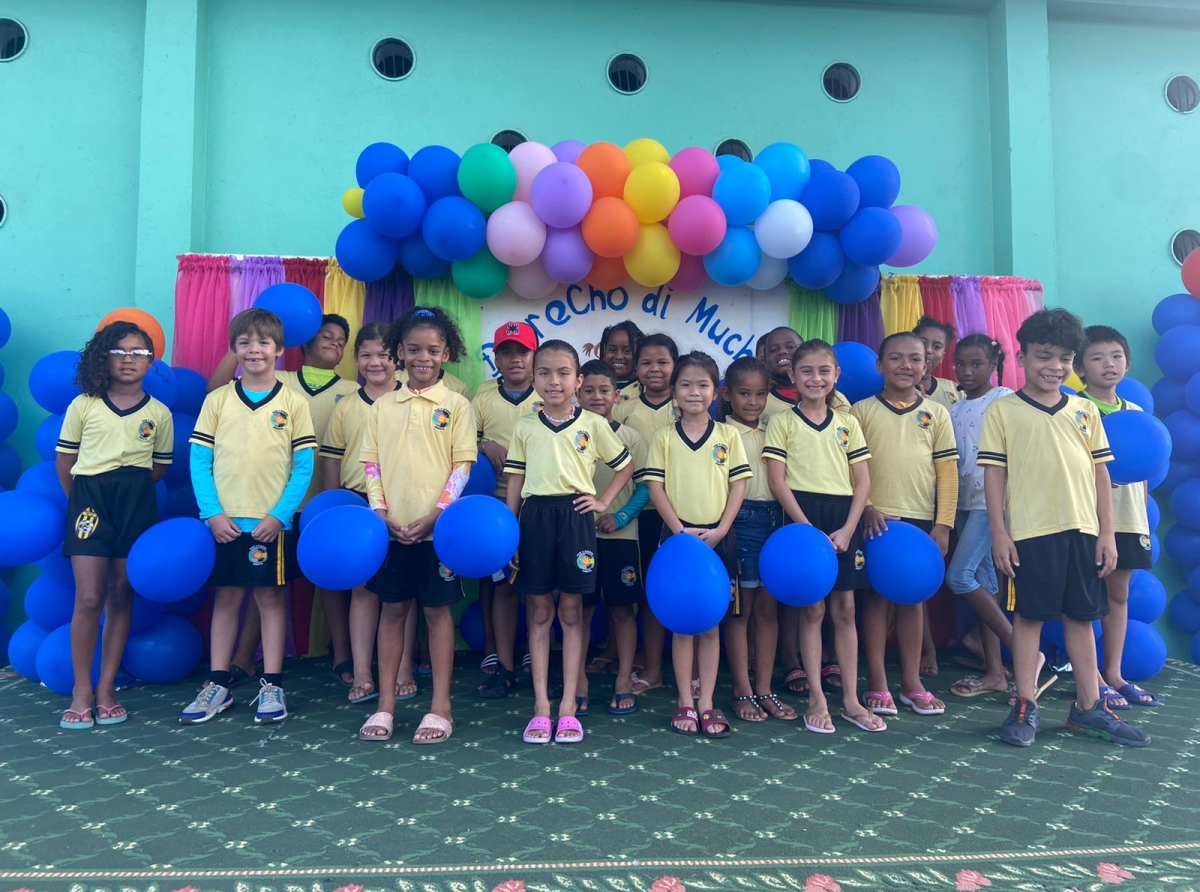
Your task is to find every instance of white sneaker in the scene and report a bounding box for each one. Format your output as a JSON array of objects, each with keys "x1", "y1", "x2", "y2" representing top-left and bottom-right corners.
[
  {"x1": 180, "y1": 682, "x2": 233, "y2": 724},
  {"x1": 254, "y1": 679, "x2": 288, "y2": 725}
]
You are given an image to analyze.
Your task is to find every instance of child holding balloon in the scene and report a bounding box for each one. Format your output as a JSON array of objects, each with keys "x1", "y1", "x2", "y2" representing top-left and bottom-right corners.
[
  {"x1": 645, "y1": 351, "x2": 750, "y2": 738},
  {"x1": 764, "y1": 339, "x2": 882, "y2": 733},
  {"x1": 852, "y1": 332, "x2": 958, "y2": 718},
  {"x1": 505, "y1": 340, "x2": 634, "y2": 743},
  {"x1": 54, "y1": 321, "x2": 173, "y2": 728}
]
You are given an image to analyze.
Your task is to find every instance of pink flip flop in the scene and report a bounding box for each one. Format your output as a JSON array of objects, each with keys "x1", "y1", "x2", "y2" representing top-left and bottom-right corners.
[
  {"x1": 522, "y1": 715, "x2": 553, "y2": 744},
  {"x1": 553, "y1": 715, "x2": 585, "y2": 744},
  {"x1": 865, "y1": 690, "x2": 898, "y2": 716},
  {"x1": 899, "y1": 691, "x2": 946, "y2": 716}
]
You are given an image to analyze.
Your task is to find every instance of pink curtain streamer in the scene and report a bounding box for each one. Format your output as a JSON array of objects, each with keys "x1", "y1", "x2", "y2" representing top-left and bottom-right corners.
[
  {"x1": 173, "y1": 254, "x2": 232, "y2": 375},
  {"x1": 980, "y1": 276, "x2": 1032, "y2": 390},
  {"x1": 917, "y1": 276, "x2": 958, "y2": 379}
]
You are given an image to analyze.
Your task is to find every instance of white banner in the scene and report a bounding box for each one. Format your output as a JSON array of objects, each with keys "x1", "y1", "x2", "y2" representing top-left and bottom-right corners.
[{"x1": 478, "y1": 280, "x2": 790, "y2": 380}]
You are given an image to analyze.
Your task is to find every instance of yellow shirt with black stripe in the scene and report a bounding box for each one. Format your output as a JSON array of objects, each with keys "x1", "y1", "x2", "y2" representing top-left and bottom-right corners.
[
  {"x1": 397, "y1": 368, "x2": 470, "y2": 398},
  {"x1": 978, "y1": 391, "x2": 1113, "y2": 541},
  {"x1": 763, "y1": 407, "x2": 870, "y2": 496},
  {"x1": 762, "y1": 387, "x2": 851, "y2": 420},
  {"x1": 923, "y1": 376, "x2": 961, "y2": 411},
  {"x1": 278, "y1": 368, "x2": 360, "y2": 505},
  {"x1": 595, "y1": 421, "x2": 647, "y2": 542},
  {"x1": 472, "y1": 378, "x2": 544, "y2": 499},
  {"x1": 319, "y1": 384, "x2": 399, "y2": 494},
  {"x1": 616, "y1": 380, "x2": 642, "y2": 405},
  {"x1": 725, "y1": 417, "x2": 773, "y2": 503},
  {"x1": 57, "y1": 393, "x2": 174, "y2": 476},
  {"x1": 644, "y1": 419, "x2": 753, "y2": 525},
  {"x1": 1079, "y1": 392, "x2": 1149, "y2": 536},
  {"x1": 613, "y1": 392, "x2": 679, "y2": 450},
  {"x1": 850, "y1": 395, "x2": 958, "y2": 522},
  {"x1": 190, "y1": 380, "x2": 317, "y2": 520},
  {"x1": 358, "y1": 381, "x2": 476, "y2": 538},
  {"x1": 505, "y1": 407, "x2": 631, "y2": 498}
]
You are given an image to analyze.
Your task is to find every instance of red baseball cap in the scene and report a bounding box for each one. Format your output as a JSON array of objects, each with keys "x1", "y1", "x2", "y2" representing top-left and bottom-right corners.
[{"x1": 493, "y1": 321, "x2": 538, "y2": 352}]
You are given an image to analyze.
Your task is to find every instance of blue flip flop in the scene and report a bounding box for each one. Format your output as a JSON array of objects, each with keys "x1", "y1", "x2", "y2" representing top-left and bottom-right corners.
[
  {"x1": 575, "y1": 695, "x2": 589, "y2": 718},
  {"x1": 607, "y1": 692, "x2": 639, "y2": 715},
  {"x1": 1099, "y1": 684, "x2": 1132, "y2": 711},
  {"x1": 1117, "y1": 683, "x2": 1159, "y2": 707},
  {"x1": 60, "y1": 707, "x2": 94, "y2": 730}
]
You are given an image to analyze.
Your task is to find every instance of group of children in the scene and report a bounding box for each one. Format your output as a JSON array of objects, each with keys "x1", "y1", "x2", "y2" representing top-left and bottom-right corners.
[{"x1": 52, "y1": 300, "x2": 1157, "y2": 749}]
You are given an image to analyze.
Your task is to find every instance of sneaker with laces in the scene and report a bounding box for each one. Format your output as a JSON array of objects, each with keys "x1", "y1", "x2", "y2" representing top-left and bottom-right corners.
[
  {"x1": 180, "y1": 682, "x2": 233, "y2": 725},
  {"x1": 254, "y1": 679, "x2": 288, "y2": 725},
  {"x1": 1000, "y1": 697, "x2": 1040, "y2": 747},
  {"x1": 1066, "y1": 700, "x2": 1150, "y2": 747}
]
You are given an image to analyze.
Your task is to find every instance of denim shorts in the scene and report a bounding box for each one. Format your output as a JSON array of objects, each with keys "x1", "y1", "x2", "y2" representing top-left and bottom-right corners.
[
  {"x1": 733, "y1": 500, "x2": 783, "y2": 588},
  {"x1": 947, "y1": 509, "x2": 998, "y2": 596}
]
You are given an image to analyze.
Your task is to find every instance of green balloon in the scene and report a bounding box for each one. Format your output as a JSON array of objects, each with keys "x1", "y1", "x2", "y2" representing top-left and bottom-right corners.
[
  {"x1": 457, "y1": 143, "x2": 517, "y2": 213},
  {"x1": 452, "y1": 247, "x2": 508, "y2": 300}
]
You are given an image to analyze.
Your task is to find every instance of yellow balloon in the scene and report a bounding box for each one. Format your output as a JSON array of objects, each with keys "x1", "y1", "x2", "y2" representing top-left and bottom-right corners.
[
  {"x1": 624, "y1": 137, "x2": 670, "y2": 169},
  {"x1": 623, "y1": 162, "x2": 680, "y2": 224},
  {"x1": 625, "y1": 224, "x2": 680, "y2": 287},
  {"x1": 1065, "y1": 370, "x2": 1085, "y2": 392},
  {"x1": 342, "y1": 187, "x2": 365, "y2": 219}
]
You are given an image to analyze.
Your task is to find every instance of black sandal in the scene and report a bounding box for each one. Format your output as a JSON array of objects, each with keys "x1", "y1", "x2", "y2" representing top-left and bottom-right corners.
[{"x1": 478, "y1": 666, "x2": 516, "y2": 699}]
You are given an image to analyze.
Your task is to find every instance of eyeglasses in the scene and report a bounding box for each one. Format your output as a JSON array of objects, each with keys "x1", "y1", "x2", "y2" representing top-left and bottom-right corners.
[{"x1": 108, "y1": 349, "x2": 154, "y2": 359}]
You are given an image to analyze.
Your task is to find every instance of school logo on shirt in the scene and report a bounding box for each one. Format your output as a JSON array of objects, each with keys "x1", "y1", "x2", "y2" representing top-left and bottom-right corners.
[
  {"x1": 270, "y1": 410, "x2": 288, "y2": 430},
  {"x1": 576, "y1": 550, "x2": 596, "y2": 572},
  {"x1": 620, "y1": 566, "x2": 638, "y2": 586},
  {"x1": 616, "y1": 393, "x2": 630, "y2": 403},
  {"x1": 574, "y1": 431, "x2": 590, "y2": 453},
  {"x1": 916, "y1": 410, "x2": 933, "y2": 430},
  {"x1": 854, "y1": 549, "x2": 865, "y2": 570},
  {"x1": 334, "y1": 394, "x2": 346, "y2": 403},
  {"x1": 74, "y1": 507, "x2": 99, "y2": 540},
  {"x1": 432, "y1": 407, "x2": 451, "y2": 430},
  {"x1": 438, "y1": 563, "x2": 457, "y2": 581},
  {"x1": 671, "y1": 404, "x2": 683, "y2": 421},
  {"x1": 532, "y1": 400, "x2": 544, "y2": 414},
  {"x1": 1139, "y1": 534, "x2": 1152, "y2": 551},
  {"x1": 712, "y1": 443, "x2": 728, "y2": 465},
  {"x1": 138, "y1": 419, "x2": 156, "y2": 440},
  {"x1": 1074, "y1": 410, "x2": 1089, "y2": 434},
  {"x1": 248, "y1": 544, "x2": 269, "y2": 566},
  {"x1": 836, "y1": 426, "x2": 851, "y2": 448}
]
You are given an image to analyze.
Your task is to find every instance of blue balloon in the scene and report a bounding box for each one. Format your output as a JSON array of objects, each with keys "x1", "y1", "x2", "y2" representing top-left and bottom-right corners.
[
  {"x1": 1185, "y1": 371, "x2": 1200, "y2": 416},
  {"x1": 1149, "y1": 461, "x2": 1169, "y2": 490},
  {"x1": 1166, "y1": 523, "x2": 1200, "y2": 567},
  {"x1": 36, "y1": 623, "x2": 103, "y2": 695},
  {"x1": 1190, "y1": 565, "x2": 1200, "y2": 599},
  {"x1": 127, "y1": 518, "x2": 216, "y2": 603},
  {"x1": 787, "y1": 231, "x2": 845, "y2": 290},
  {"x1": 164, "y1": 587, "x2": 209, "y2": 617},
  {"x1": 408, "y1": 145, "x2": 462, "y2": 203},
  {"x1": 703, "y1": 226, "x2": 761, "y2": 286},
  {"x1": 299, "y1": 488, "x2": 368, "y2": 533},
  {"x1": 845, "y1": 155, "x2": 901, "y2": 209},
  {"x1": 459, "y1": 598, "x2": 485, "y2": 652},
  {"x1": 1171, "y1": 590, "x2": 1200, "y2": 634},
  {"x1": 101, "y1": 593, "x2": 165, "y2": 635},
  {"x1": 36, "y1": 551, "x2": 73, "y2": 587},
  {"x1": 808, "y1": 159, "x2": 835, "y2": 177},
  {"x1": 753, "y1": 143, "x2": 811, "y2": 202},
  {"x1": 336, "y1": 219, "x2": 399, "y2": 283},
  {"x1": 163, "y1": 482, "x2": 199, "y2": 520},
  {"x1": 1115, "y1": 376, "x2": 1154, "y2": 414},
  {"x1": 1152, "y1": 376, "x2": 1187, "y2": 416},
  {"x1": 1157, "y1": 459, "x2": 1200, "y2": 491},
  {"x1": 463, "y1": 453, "x2": 497, "y2": 497},
  {"x1": 434, "y1": 495, "x2": 519, "y2": 579},
  {"x1": 1127, "y1": 570, "x2": 1167, "y2": 624},
  {"x1": 28, "y1": 351, "x2": 82, "y2": 414},
  {"x1": 298, "y1": 505, "x2": 390, "y2": 590},
  {"x1": 0, "y1": 442, "x2": 20, "y2": 488},
  {"x1": 155, "y1": 479, "x2": 168, "y2": 514},
  {"x1": 839, "y1": 207, "x2": 903, "y2": 267},
  {"x1": 253, "y1": 282, "x2": 324, "y2": 349},
  {"x1": 0, "y1": 360, "x2": 5, "y2": 388},
  {"x1": 17, "y1": 461, "x2": 68, "y2": 511},
  {"x1": 173, "y1": 368, "x2": 209, "y2": 417},
  {"x1": 1117, "y1": 620, "x2": 1167, "y2": 680},
  {"x1": 1192, "y1": 629, "x2": 1200, "y2": 665},
  {"x1": 0, "y1": 306, "x2": 10, "y2": 349},
  {"x1": 646, "y1": 532, "x2": 730, "y2": 635},
  {"x1": 362, "y1": 172, "x2": 427, "y2": 239},
  {"x1": 1155, "y1": 324, "x2": 1200, "y2": 380},
  {"x1": 712, "y1": 163, "x2": 772, "y2": 226},
  {"x1": 1171, "y1": 478, "x2": 1200, "y2": 530},
  {"x1": 833, "y1": 341, "x2": 884, "y2": 403},
  {"x1": 165, "y1": 414, "x2": 196, "y2": 483},
  {"x1": 8, "y1": 620, "x2": 51, "y2": 681},
  {"x1": 1153, "y1": 293, "x2": 1200, "y2": 334},
  {"x1": 0, "y1": 392, "x2": 18, "y2": 441},
  {"x1": 24, "y1": 574, "x2": 75, "y2": 630},
  {"x1": 356, "y1": 142, "x2": 409, "y2": 188},
  {"x1": 422, "y1": 196, "x2": 487, "y2": 262},
  {"x1": 825, "y1": 262, "x2": 881, "y2": 305},
  {"x1": 716, "y1": 154, "x2": 743, "y2": 172},
  {"x1": 35, "y1": 413, "x2": 65, "y2": 463},
  {"x1": 1164, "y1": 410, "x2": 1200, "y2": 461},
  {"x1": 0, "y1": 579, "x2": 9, "y2": 617},
  {"x1": 397, "y1": 231, "x2": 452, "y2": 279},
  {"x1": 1147, "y1": 494, "x2": 1160, "y2": 532},
  {"x1": 799, "y1": 171, "x2": 860, "y2": 231},
  {"x1": 142, "y1": 359, "x2": 178, "y2": 409},
  {"x1": 760, "y1": 524, "x2": 838, "y2": 606},
  {"x1": 0, "y1": 491, "x2": 66, "y2": 567},
  {"x1": 122, "y1": 615, "x2": 203, "y2": 684},
  {"x1": 1040, "y1": 618, "x2": 1101, "y2": 649},
  {"x1": 1151, "y1": 532, "x2": 1161, "y2": 566},
  {"x1": 1060, "y1": 384, "x2": 1077, "y2": 397},
  {"x1": 865, "y1": 520, "x2": 945, "y2": 604},
  {"x1": 1103, "y1": 411, "x2": 1172, "y2": 484}
]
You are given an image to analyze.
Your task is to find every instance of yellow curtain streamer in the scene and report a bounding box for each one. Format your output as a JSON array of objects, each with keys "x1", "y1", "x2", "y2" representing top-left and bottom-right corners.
[
  {"x1": 323, "y1": 259, "x2": 366, "y2": 380},
  {"x1": 880, "y1": 274, "x2": 924, "y2": 336},
  {"x1": 414, "y1": 275, "x2": 485, "y2": 395}
]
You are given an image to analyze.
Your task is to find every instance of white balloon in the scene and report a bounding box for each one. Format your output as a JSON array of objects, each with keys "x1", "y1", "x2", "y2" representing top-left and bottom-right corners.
[
  {"x1": 508, "y1": 259, "x2": 557, "y2": 300},
  {"x1": 754, "y1": 199, "x2": 814, "y2": 259},
  {"x1": 746, "y1": 254, "x2": 788, "y2": 290}
]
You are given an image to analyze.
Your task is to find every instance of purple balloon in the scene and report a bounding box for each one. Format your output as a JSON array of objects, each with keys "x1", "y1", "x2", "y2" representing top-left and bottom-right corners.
[
  {"x1": 887, "y1": 205, "x2": 939, "y2": 267},
  {"x1": 541, "y1": 226, "x2": 594, "y2": 283},
  {"x1": 531, "y1": 162, "x2": 594, "y2": 229},
  {"x1": 552, "y1": 140, "x2": 586, "y2": 163}
]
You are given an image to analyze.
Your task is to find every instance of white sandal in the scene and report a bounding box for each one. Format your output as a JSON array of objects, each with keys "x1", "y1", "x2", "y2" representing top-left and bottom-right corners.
[
  {"x1": 413, "y1": 712, "x2": 454, "y2": 745},
  {"x1": 358, "y1": 711, "x2": 393, "y2": 741}
]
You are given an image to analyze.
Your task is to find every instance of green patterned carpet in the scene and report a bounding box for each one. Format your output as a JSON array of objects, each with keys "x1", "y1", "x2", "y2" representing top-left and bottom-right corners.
[{"x1": 2, "y1": 655, "x2": 1199, "y2": 891}]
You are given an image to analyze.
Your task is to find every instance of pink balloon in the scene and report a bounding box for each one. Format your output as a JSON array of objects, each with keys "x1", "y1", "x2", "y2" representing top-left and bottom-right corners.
[
  {"x1": 668, "y1": 195, "x2": 727, "y2": 256},
  {"x1": 531, "y1": 163, "x2": 594, "y2": 229},
  {"x1": 486, "y1": 201, "x2": 547, "y2": 267},
  {"x1": 508, "y1": 259, "x2": 558, "y2": 300},
  {"x1": 886, "y1": 205, "x2": 938, "y2": 267},
  {"x1": 552, "y1": 140, "x2": 586, "y2": 163},
  {"x1": 541, "y1": 226, "x2": 595, "y2": 283},
  {"x1": 668, "y1": 252, "x2": 708, "y2": 291},
  {"x1": 670, "y1": 147, "x2": 721, "y2": 199},
  {"x1": 509, "y1": 142, "x2": 557, "y2": 203}
]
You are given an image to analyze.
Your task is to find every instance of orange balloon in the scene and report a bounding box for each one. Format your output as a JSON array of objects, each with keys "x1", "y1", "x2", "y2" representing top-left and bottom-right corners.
[
  {"x1": 587, "y1": 255, "x2": 628, "y2": 290},
  {"x1": 1183, "y1": 246, "x2": 1200, "y2": 299},
  {"x1": 582, "y1": 197, "x2": 640, "y2": 258},
  {"x1": 576, "y1": 142, "x2": 631, "y2": 200},
  {"x1": 97, "y1": 307, "x2": 166, "y2": 358}
]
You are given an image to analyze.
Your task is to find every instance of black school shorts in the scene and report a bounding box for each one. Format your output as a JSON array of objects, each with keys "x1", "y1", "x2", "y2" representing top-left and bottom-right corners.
[
  {"x1": 1008, "y1": 530, "x2": 1108, "y2": 623},
  {"x1": 366, "y1": 540, "x2": 464, "y2": 608},
  {"x1": 591, "y1": 537, "x2": 643, "y2": 609},
  {"x1": 514, "y1": 495, "x2": 598, "y2": 596},
  {"x1": 211, "y1": 530, "x2": 298, "y2": 588},
  {"x1": 1114, "y1": 531, "x2": 1153, "y2": 571},
  {"x1": 64, "y1": 467, "x2": 159, "y2": 559}
]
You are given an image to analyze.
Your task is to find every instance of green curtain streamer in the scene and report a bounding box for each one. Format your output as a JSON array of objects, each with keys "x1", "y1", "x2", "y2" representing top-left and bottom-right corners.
[
  {"x1": 413, "y1": 275, "x2": 486, "y2": 394},
  {"x1": 786, "y1": 280, "x2": 839, "y2": 343}
]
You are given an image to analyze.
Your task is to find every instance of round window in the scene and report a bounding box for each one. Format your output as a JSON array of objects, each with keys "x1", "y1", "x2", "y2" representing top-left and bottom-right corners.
[
  {"x1": 608, "y1": 53, "x2": 647, "y2": 95},
  {"x1": 1172, "y1": 229, "x2": 1200, "y2": 265},
  {"x1": 715, "y1": 139, "x2": 753, "y2": 162},
  {"x1": 371, "y1": 38, "x2": 414, "y2": 80},
  {"x1": 1165, "y1": 75, "x2": 1199, "y2": 114},
  {"x1": 823, "y1": 62, "x2": 861, "y2": 102},
  {"x1": 0, "y1": 18, "x2": 28, "y2": 61},
  {"x1": 491, "y1": 130, "x2": 527, "y2": 153}
]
